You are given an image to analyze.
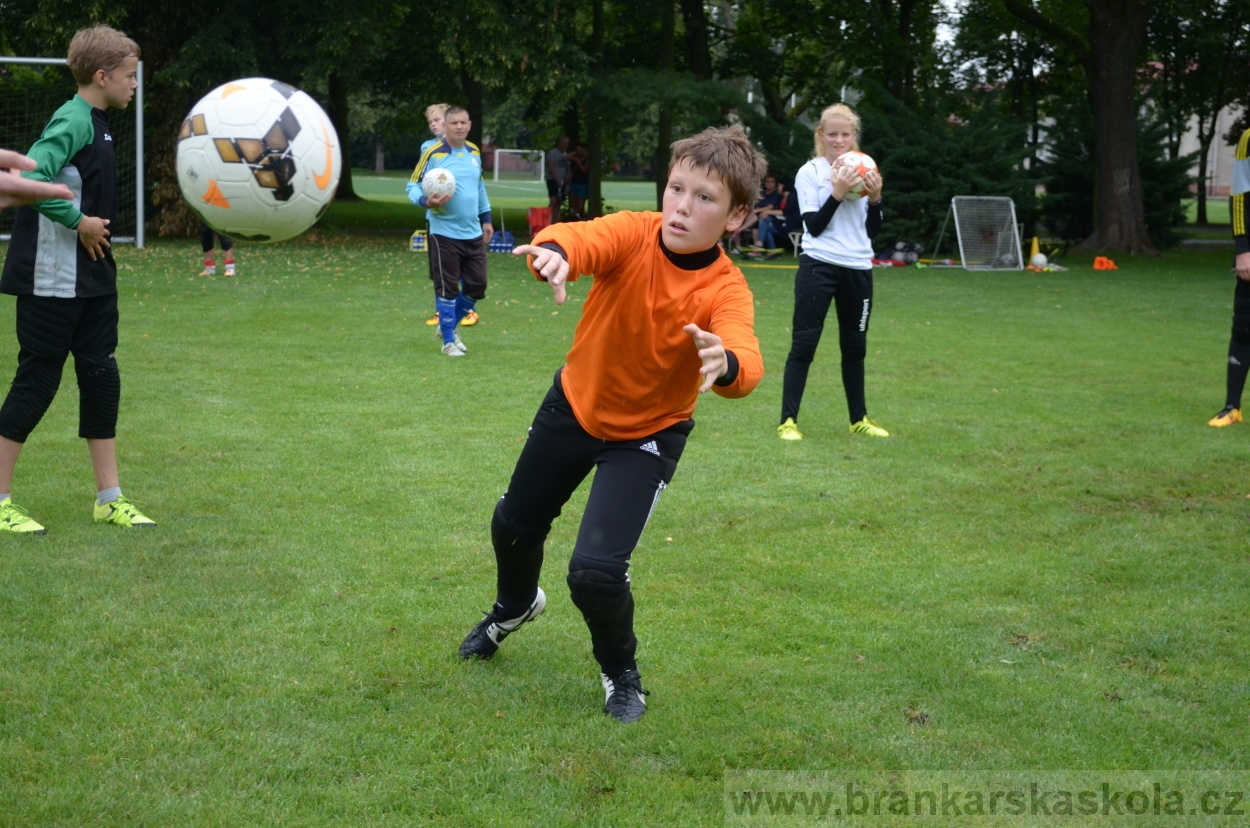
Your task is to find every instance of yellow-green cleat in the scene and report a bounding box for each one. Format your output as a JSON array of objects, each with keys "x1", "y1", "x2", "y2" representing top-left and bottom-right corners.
[
  {"x1": 850, "y1": 417, "x2": 890, "y2": 437},
  {"x1": 1208, "y1": 406, "x2": 1242, "y2": 427},
  {"x1": 93, "y1": 495, "x2": 156, "y2": 528},
  {"x1": 0, "y1": 497, "x2": 46, "y2": 535},
  {"x1": 777, "y1": 418, "x2": 803, "y2": 440}
]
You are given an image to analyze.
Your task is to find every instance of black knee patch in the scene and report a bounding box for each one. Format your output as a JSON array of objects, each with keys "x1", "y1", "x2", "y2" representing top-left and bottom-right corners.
[
  {"x1": 75, "y1": 355, "x2": 120, "y2": 439},
  {"x1": 567, "y1": 566, "x2": 629, "y2": 597},
  {"x1": 75, "y1": 354, "x2": 117, "y2": 379},
  {"x1": 492, "y1": 496, "x2": 554, "y2": 541},
  {"x1": 788, "y1": 329, "x2": 821, "y2": 363},
  {"x1": 0, "y1": 356, "x2": 66, "y2": 442},
  {"x1": 567, "y1": 567, "x2": 638, "y2": 675},
  {"x1": 840, "y1": 340, "x2": 867, "y2": 364}
]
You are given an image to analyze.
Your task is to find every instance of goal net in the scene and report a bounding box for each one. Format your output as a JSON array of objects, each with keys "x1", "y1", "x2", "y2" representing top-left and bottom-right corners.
[
  {"x1": 0, "y1": 57, "x2": 144, "y2": 246},
  {"x1": 929, "y1": 196, "x2": 1022, "y2": 271},
  {"x1": 490, "y1": 148, "x2": 544, "y2": 182}
]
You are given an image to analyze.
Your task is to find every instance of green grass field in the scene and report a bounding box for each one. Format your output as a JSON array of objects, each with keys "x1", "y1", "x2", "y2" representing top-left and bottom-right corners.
[
  {"x1": 1182, "y1": 198, "x2": 1231, "y2": 226},
  {"x1": 0, "y1": 234, "x2": 1247, "y2": 825}
]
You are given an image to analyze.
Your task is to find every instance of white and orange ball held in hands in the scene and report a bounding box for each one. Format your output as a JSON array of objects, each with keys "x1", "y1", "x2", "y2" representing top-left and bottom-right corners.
[
  {"x1": 832, "y1": 151, "x2": 878, "y2": 200},
  {"x1": 421, "y1": 168, "x2": 457, "y2": 200},
  {"x1": 176, "y1": 77, "x2": 341, "y2": 243}
]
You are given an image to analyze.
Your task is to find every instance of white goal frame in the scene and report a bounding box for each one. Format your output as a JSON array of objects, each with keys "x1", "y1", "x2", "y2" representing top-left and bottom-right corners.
[
  {"x1": 930, "y1": 196, "x2": 1022, "y2": 271},
  {"x1": 0, "y1": 56, "x2": 145, "y2": 248},
  {"x1": 491, "y1": 148, "x2": 544, "y2": 182}
]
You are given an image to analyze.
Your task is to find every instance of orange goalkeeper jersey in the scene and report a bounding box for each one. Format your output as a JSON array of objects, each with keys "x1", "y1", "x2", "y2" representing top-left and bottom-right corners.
[{"x1": 532, "y1": 211, "x2": 764, "y2": 441}]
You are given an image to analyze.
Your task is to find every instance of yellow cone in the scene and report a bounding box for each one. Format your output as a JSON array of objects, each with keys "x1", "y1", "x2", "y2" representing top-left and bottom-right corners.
[{"x1": 1029, "y1": 236, "x2": 1040, "y2": 260}]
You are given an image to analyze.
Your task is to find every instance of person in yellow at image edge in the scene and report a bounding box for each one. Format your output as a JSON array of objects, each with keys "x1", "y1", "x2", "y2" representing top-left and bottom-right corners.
[{"x1": 1208, "y1": 127, "x2": 1250, "y2": 428}]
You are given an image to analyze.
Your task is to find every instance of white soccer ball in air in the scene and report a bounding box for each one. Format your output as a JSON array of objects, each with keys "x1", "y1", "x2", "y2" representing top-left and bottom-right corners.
[
  {"x1": 832, "y1": 151, "x2": 878, "y2": 199},
  {"x1": 176, "y1": 77, "x2": 341, "y2": 243},
  {"x1": 422, "y1": 168, "x2": 457, "y2": 200}
]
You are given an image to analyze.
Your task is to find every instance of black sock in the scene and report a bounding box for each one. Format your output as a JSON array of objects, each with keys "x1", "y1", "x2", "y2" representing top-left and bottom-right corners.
[
  {"x1": 842, "y1": 359, "x2": 866, "y2": 423},
  {"x1": 491, "y1": 512, "x2": 545, "y2": 619},
  {"x1": 1226, "y1": 339, "x2": 1250, "y2": 409},
  {"x1": 567, "y1": 568, "x2": 637, "y2": 675}
]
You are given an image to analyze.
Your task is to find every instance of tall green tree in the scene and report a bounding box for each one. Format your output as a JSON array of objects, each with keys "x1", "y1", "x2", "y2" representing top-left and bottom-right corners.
[
  {"x1": 953, "y1": 0, "x2": 1062, "y2": 170},
  {"x1": 1002, "y1": 0, "x2": 1156, "y2": 252},
  {"x1": 1144, "y1": 0, "x2": 1250, "y2": 223},
  {"x1": 274, "y1": 0, "x2": 410, "y2": 202}
]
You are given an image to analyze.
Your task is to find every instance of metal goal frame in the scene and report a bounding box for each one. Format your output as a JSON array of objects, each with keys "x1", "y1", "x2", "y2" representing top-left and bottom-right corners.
[
  {"x1": 930, "y1": 196, "x2": 1022, "y2": 271},
  {"x1": 0, "y1": 56, "x2": 145, "y2": 247}
]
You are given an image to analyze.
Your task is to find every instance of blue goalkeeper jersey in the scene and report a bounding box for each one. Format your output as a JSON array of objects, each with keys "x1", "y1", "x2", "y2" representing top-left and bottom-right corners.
[{"x1": 406, "y1": 139, "x2": 491, "y2": 240}]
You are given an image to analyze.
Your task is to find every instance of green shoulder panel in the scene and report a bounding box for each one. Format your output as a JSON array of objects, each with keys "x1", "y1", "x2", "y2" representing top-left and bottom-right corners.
[{"x1": 25, "y1": 96, "x2": 94, "y2": 228}]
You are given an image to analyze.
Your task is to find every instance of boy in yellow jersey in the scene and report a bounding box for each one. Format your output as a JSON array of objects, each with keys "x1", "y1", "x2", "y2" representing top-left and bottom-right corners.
[
  {"x1": 458, "y1": 125, "x2": 766, "y2": 723},
  {"x1": 1209, "y1": 126, "x2": 1250, "y2": 427}
]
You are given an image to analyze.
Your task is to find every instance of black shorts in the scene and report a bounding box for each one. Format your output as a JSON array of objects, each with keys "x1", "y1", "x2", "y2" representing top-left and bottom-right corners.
[
  {"x1": 427, "y1": 233, "x2": 487, "y2": 300},
  {"x1": 0, "y1": 292, "x2": 120, "y2": 442},
  {"x1": 546, "y1": 179, "x2": 564, "y2": 200}
]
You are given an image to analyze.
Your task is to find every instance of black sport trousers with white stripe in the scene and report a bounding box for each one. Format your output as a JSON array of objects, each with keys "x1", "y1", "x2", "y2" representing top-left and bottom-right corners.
[{"x1": 490, "y1": 369, "x2": 693, "y2": 674}]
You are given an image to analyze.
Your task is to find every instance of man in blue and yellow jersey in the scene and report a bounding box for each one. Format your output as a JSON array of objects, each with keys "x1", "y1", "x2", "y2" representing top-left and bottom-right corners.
[{"x1": 406, "y1": 106, "x2": 493, "y2": 356}]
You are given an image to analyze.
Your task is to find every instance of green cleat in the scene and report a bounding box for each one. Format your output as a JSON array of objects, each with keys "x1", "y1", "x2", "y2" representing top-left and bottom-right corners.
[
  {"x1": 93, "y1": 495, "x2": 156, "y2": 528},
  {"x1": 850, "y1": 417, "x2": 889, "y2": 437},
  {"x1": 0, "y1": 497, "x2": 46, "y2": 535},
  {"x1": 777, "y1": 418, "x2": 803, "y2": 440}
]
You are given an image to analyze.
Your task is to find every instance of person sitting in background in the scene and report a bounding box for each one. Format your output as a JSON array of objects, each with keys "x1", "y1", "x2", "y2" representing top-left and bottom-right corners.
[
  {"x1": 752, "y1": 174, "x2": 786, "y2": 251},
  {"x1": 780, "y1": 181, "x2": 803, "y2": 250},
  {"x1": 727, "y1": 174, "x2": 784, "y2": 254}
]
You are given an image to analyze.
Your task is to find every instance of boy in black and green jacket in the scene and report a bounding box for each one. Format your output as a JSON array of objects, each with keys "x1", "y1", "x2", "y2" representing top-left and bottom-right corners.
[{"x1": 0, "y1": 24, "x2": 154, "y2": 534}]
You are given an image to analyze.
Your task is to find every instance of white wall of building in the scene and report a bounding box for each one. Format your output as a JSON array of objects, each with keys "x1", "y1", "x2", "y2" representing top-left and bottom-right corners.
[{"x1": 1180, "y1": 105, "x2": 1245, "y2": 197}]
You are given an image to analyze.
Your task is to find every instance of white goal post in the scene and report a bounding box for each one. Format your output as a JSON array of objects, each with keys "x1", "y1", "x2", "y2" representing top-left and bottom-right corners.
[
  {"x1": 491, "y1": 148, "x2": 544, "y2": 182},
  {"x1": 0, "y1": 56, "x2": 145, "y2": 247},
  {"x1": 929, "y1": 196, "x2": 1022, "y2": 271}
]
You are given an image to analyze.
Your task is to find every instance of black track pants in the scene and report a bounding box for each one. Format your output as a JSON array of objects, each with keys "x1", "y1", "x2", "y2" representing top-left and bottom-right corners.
[
  {"x1": 781, "y1": 256, "x2": 874, "y2": 424},
  {"x1": 490, "y1": 370, "x2": 691, "y2": 674}
]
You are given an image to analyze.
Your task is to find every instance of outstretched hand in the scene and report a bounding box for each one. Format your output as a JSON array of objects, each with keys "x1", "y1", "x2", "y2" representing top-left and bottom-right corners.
[
  {"x1": 683, "y1": 323, "x2": 727, "y2": 393},
  {"x1": 0, "y1": 149, "x2": 74, "y2": 209},
  {"x1": 513, "y1": 243, "x2": 569, "y2": 305}
]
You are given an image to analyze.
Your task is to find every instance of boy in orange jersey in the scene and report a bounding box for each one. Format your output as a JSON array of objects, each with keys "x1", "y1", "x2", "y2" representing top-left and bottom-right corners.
[{"x1": 458, "y1": 125, "x2": 766, "y2": 723}]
